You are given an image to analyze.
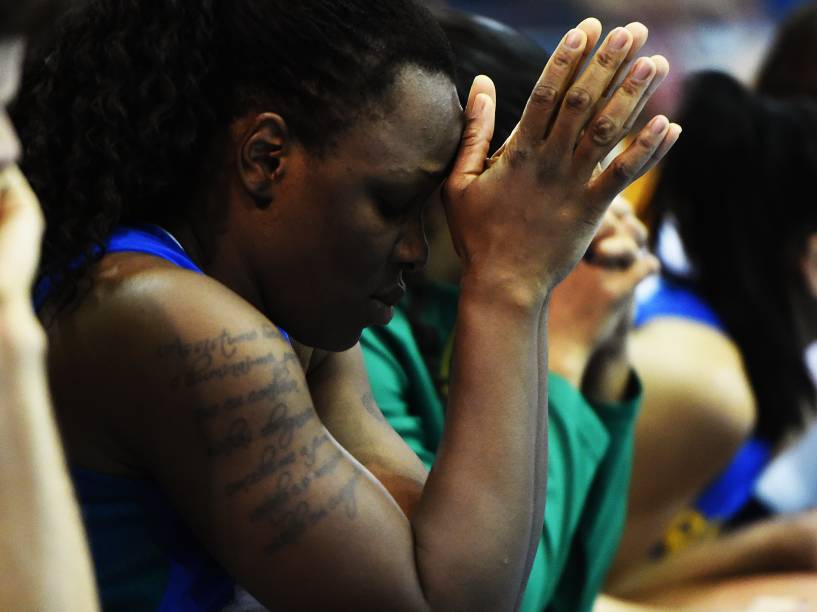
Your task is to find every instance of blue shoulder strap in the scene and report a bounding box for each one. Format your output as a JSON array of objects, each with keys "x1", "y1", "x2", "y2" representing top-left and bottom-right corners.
[
  {"x1": 694, "y1": 437, "x2": 772, "y2": 520},
  {"x1": 36, "y1": 225, "x2": 290, "y2": 343},
  {"x1": 107, "y1": 225, "x2": 204, "y2": 273}
]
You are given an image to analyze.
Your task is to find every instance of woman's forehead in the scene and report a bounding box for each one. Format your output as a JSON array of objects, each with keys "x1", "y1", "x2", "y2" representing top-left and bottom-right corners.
[{"x1": 345, "y1": 67, "x2": 463, "y2": 175}]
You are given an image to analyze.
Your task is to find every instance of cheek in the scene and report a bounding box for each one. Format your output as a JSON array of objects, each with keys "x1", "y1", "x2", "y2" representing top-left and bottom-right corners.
[
  {"x1": 0, "y1": 111, "x2": 21, "y2": 167},
  {"x1": 322, "y1": 204, "x2": 397, "y2": 280}
]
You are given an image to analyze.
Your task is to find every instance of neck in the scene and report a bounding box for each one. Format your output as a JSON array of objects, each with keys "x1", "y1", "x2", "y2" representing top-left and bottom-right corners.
[{"x1": 170, "y1": 213, "x2": 269, "y2": 317}]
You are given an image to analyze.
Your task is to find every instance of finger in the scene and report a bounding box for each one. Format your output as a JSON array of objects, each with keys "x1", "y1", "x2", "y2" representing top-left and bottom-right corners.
[
  {"x1": 515, "y1": 26, "x2": 589, "y2": 147},
  {"x1": 465, "y1": 74, "x2": 497, "y2": 115},
  {"x1": 573, "y1": 18, "x2": 604, "y2": 78},
  {"x1": 622, "y1": 211, "x2": 649, "y2": 249},
  {"x1": 632, "y1": 122, "x2": 682, "y2": 183},
  {"x1": 618, "y1": 252, "x2": 661, "y2": 290},
  {"x1": 446, "y1": 77, "x2": 497, "y2": 194},
  {"x1": 545, "y1": 26, "x2": 636, "y2": 155},
  {"x1": 573, "y1": 56, "x2": 658, "y2": 174},
  {"x1": 587, "y1": 235, "x2": 640, "y2": 269},
  {"x1": 589, "y1": 114, "x2": 671, "y2": 202},
  {"x1": 609, "y1": 195, "x2": 633, "y2": 218},
  {"x1": 623, "y1": 55, "x2": 670, "y2": 133},
  {"x1": 602, "y1": 22, "x2": 649, "y2": 99},
  {"x1": 494, "y1": 19, "x2": 599, "y2": 163}
]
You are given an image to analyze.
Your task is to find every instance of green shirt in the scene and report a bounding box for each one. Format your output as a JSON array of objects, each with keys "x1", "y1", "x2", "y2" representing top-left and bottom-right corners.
[{"x1": 360, "y1": 282, "x2": 640, "y2": 612}]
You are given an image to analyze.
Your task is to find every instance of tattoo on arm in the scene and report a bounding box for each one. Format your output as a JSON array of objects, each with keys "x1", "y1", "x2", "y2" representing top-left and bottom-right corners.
[{"x1": 157, "y1": 325, "x2": 363, "y2": 556}]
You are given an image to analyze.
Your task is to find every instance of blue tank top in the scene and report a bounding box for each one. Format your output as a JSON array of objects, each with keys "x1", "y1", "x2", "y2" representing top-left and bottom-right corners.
[
  {"x1": 50, "y1": 226, "x2": 285, "y2": 611},
  {"x1": 635, "y1": 276, "x2": 771, "y2": 532}
]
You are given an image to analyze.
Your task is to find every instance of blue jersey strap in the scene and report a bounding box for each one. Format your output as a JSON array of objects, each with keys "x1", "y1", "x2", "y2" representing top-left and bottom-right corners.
[
  {"x1": 36, "y1": 225, "x2": 291, "y2": 343},
  {"x1": 694, "y1": 437, "x2": 772, "y2": 521}
]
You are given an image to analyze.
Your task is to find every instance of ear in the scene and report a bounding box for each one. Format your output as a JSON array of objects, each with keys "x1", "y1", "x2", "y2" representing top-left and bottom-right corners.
[
  {"x1": 237, "y1": 112, "x2": 290, "y2": 208},
  {"x1": 800, "y1": 233, "x2": 817, "y2": 300}
]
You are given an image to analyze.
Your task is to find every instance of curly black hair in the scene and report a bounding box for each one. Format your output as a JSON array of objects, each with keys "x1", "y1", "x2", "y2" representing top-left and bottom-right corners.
[
  {"x1": 12, "y1": 0, "x2": 455, "y2": 310},
  {"x1": 650, "y1": 71, "x2": 817, "y2": 444},
  {"x1": 0, "y1": 0, "x2": 68, "y2": 36}
]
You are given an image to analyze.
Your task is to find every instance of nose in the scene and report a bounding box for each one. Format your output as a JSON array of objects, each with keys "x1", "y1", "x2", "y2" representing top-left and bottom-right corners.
[{"x1": 394, "y1": 209, "x2": 429, "y2": 272}]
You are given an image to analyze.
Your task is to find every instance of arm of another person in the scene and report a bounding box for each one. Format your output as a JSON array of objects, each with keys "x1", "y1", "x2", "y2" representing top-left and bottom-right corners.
[
  {"x1": 0, "y1": 166, "x2": 99, "y2": 611},
  {"x1": 607, "y1": 509, "x2": 817, "y2": 599},
  {"x1": 547, "y1": 200, "x2": 657, "y2": 611},
  {"x1": 608, "y1": 317, "x2": 757, "y2": 580},
  {"x1": 359, "y1": 324, "x2": 440, "y2": 469}
]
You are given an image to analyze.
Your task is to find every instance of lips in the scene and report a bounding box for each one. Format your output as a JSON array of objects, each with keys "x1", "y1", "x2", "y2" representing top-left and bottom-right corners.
[{"x1": 372, "y1": 282, "x2": 406, "y2": 307}]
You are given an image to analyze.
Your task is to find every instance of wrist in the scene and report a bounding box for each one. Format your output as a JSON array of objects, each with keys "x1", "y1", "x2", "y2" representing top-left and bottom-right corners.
[{"x1": 459, "y1": 268, "x2": 545, "y2": 315}]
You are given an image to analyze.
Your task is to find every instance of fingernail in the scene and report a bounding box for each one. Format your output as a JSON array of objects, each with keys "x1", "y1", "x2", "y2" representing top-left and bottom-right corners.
[
  {"x1": 565, "y1": 29, "x2": 583, "y2": 49},
  {"x1": 632, "y1": 58, "x2": 653, "y2": 81},
  {"x1": 609, "y1": 27, "x2": 630, "y2": 50},
  {"x1": 651, "y1": 116, "x2": 669, "y2": 135}
]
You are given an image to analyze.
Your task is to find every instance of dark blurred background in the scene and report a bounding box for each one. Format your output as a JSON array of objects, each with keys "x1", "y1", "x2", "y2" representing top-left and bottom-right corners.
[{"x1": 424, "y1": 0, "x2": 812, "y2": 117}]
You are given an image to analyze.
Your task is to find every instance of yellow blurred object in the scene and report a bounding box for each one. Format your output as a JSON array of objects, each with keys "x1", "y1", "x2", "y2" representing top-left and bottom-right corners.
[
  {"x1": 654, "y1": 508, "x2": 721, "y2": 558},
  {"x1": 622, "y1": 164, "x2": 661, "y2": 226}
]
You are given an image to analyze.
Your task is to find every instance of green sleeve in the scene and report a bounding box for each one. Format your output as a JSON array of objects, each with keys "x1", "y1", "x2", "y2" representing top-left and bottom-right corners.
[
  {"x1": 359, "y1": 310, "x2": 445, "y2": 469},
  {"x1": 549, "y1": 374, "x2": 643, "y2": 612},
  {"x1": 518, "y1": 373, "x2": 610, "y2": 612}
]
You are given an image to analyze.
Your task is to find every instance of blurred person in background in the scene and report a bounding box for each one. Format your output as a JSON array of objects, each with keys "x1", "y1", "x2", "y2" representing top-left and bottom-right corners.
[
  {"x1": 12, "y1": 0, "x2": 678, "y2": 609},
  {"x1": 606, "y1": 70, "x2": 817, "y2": 603},
  {"x1": 361, "y1": 11, "x2": 669, "y2": 612},
  {"x1": 749, "y1": 0, "x2": 817, "y2": 521},
  {"x1": 0, "y1": 0, "x2": 99, "y2": 610}
]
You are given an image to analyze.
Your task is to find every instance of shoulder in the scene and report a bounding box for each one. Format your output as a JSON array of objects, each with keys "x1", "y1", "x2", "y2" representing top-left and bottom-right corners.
[
  {"x1": 47, "y1": 252, "x2": 296, "y2": 471},
  {"x1": 632, "y1": 317, "x2": 756, "y2": 440}
]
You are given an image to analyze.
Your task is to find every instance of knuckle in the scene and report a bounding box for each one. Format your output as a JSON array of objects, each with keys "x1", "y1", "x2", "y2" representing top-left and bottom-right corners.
[
  {"x1": 505, "y1": 145, "x2": 532, "y2": 169},
  {"x1": 564, "y1": 87, "x2": 593, "y2": 112},
  {"x1": 529, "y1": 84, "x2": 559, "y2": 109},
  {"x1": 594, "y1": 51, "x2": 617, "y2": 70},
  {"x1": 619, "y1": 78, "x2": 642, "y2": 98},
  {"x1": 637, "y1": 133, "x2": 657, "y2": 150},
  {"x1": 461, "y1": 124, "x2": 484, "y2": 147},
  {"x1": 611, "y1": 157, "x2": 636, "y2": 182},
  {"x1": 551, "y1": 50, "x2": 574, "y2": 69},
  {"x1": 590, "y1": 116, "x2": 620, "y2": 147}
]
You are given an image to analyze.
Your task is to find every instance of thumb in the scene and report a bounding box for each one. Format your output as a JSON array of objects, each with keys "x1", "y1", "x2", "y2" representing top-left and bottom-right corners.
[
  {"x1": 447, "y1": 75, "x2": 496, "y2": 194},
  {"x1": 615, "y1": 253, "x2": 660, "y2": 296}
]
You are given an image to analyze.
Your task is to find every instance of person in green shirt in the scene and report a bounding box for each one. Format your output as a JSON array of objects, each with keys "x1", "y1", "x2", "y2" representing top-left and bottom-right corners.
[{"x1": 362, "y1": 10, "x2": 663, "y2": 612}]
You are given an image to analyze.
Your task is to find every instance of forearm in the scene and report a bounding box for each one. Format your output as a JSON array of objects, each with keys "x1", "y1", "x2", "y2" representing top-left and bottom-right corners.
[
  {"x1": 0, "y1": 307, "x2": 99, "y2": 611},
  {"x1": 413, "y1": 280, "x2": 546, "y2": 611},
  {"x1": 608, "y1": 515, "x2": 817, "y2": 599},
  {"x1": 582, "y1": 321, "x2": 632, "y2": 405}
]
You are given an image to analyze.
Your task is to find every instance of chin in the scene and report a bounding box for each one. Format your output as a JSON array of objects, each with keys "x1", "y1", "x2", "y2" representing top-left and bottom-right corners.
[{"x1": 285, "y1": 321, "x2": 363, "y2": 353}]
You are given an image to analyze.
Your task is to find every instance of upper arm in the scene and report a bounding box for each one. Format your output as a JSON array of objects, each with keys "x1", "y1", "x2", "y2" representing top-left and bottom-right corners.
[
  {"x1": 612, "y1": 318, "x2": 756, "y2": 572},
  {"x1": 630, "y1": 318, "x2": 756, "y2": 503},
  {"x1": 100, "y1": 272, "x2": 432, "y2": 611}
]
